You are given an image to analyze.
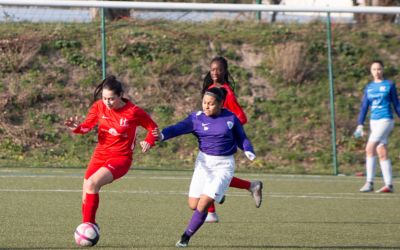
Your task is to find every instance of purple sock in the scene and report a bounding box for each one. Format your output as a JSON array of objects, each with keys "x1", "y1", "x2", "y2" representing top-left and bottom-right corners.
[{"x1": 184, "y1": 209, "x2": 207, "y2": 237}]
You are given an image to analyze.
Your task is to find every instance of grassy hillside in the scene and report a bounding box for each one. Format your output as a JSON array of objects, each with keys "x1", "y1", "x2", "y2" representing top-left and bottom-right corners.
[{"x1": 0, "y1": 20, "x2": 399, "y2": 175}]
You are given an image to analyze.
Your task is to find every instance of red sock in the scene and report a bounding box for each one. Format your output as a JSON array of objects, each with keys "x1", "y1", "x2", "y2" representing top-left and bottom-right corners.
[
  {"x1": 229, "y1": 177, "x2": 251, "y2": 190},
  {"x1": 83, "y1": 193, "x2": 99, "y2": 223},
  {"x1": 82, "y1": 202, "x2": 85, "y2": 217},
  {"x1": 208, "y1": 202, "x2": 216, "y2": 213}
]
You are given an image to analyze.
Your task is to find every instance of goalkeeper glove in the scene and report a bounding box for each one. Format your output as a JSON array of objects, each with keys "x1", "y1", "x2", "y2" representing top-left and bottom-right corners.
[
  {"x1": 245, "y1": 151, "x2": 256, "y2": 161},
  {"x1": 353, "y1": 125, "x2": 364, "y2": 138}
]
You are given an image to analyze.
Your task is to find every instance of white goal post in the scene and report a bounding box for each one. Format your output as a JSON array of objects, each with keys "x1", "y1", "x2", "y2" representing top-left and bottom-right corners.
[{"x1": 0, "y1": 0, "x2": 400, "y2": 14}]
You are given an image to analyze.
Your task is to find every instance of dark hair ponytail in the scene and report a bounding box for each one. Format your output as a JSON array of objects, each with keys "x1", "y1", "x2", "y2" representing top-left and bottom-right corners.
[
  {"x1": 201, "y1": 56, "x2": 236, "y2": 95},
  {"x1": 93, "y1": 75, "x2": 124, "y2": 102},
  {"x1": 203, "y1": 87, "x2": 227, "y2": 104}
]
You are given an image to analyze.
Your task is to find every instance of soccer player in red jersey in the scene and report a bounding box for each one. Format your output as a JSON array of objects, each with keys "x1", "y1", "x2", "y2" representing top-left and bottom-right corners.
[
  {"x1": 64, "y1": 75, "x2": 158, "y2": 228},
  {"x1": 201, "y1": 56, "x2": 263, "y2": 222}
]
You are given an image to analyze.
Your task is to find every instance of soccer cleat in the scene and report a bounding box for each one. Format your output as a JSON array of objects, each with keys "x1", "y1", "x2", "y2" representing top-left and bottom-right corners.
[
  {"x1": 359, "y1": 182, "x2": 374, "y2": 192},
  {"x1": 205, "y1": 212, "x2": 219, "y2": 223},
  {"x1": 218, "y1": 195, "x2": 225, "y2": 204},
  {"x1": 250, "y1": 181, "x2": 263, "y2": 208},
  {"x1": 175, "y1": 233, "x2": 190, "y2": 248},
  {"x1": 175, "y1": 240, "x2": 188, "y2": 248},
  {"x1": 375, "y1": 185, "x2": 394, "y2": 193}
]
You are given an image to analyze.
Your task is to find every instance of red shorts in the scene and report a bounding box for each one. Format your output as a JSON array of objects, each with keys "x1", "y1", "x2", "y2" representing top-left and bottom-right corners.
[{"x1": 85, "y1": 153, "x2": 132, "y2": 180}]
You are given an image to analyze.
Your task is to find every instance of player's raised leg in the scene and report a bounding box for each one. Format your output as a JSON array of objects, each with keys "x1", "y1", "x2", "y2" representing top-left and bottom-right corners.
[
  {"x1": 230, "y1": 177, "x2": 263, "y2": 207},
  {"x1": 83, "y1": 167, "x2": 113, "y2": 224}
]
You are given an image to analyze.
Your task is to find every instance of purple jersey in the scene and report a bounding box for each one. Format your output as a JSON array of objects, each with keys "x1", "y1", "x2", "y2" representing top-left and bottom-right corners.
[{"x1": 161, "y1": 109, "x2": 254, "y2": 156}]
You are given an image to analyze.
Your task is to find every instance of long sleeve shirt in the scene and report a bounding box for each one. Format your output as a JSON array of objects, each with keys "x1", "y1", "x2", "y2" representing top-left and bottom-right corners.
[
  {"x1": 73, "y1": 99, "x2": 158, "y2": 157},
  {"x1": 357, "y1": 80, "x2": 400, "y2": 125},
  {"x1": 161, "y1": 109, "x2": 254, "y2": 156}
]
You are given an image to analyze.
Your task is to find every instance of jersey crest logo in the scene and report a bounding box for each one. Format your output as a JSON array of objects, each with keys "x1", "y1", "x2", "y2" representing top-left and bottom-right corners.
[
  {"x1": 102, "y1": 115, "x2": 109, "y2": 119},
  {"x1": 120, "y1": 118, "x2": 128, "y2": 127},
  {"x1": 379, "y1": 86, "x2": 386, "y2": 92},
  {"x1": 227, "y1": 121, "x2": 234, "y2": 129}
]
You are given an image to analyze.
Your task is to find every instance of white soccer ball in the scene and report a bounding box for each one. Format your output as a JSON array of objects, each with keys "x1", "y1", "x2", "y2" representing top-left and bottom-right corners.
[{"x1": 74, "y1": 222, "x2": 100, "y2": 247}]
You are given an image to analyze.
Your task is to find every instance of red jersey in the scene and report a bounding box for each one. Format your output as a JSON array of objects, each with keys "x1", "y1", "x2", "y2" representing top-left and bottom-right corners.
[
  {"x1": 73, "y1": 99, "x2": 158, "y2": 158},
  {"x1": 208, "y1": 83, "x2": 248, "y2": 125}
]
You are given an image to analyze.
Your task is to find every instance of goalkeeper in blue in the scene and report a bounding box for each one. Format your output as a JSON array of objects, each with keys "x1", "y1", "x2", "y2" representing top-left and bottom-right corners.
[
  {"x1": 153, "y1": 87, "x2": 256, "y2": 248},
  {"x1": 355, "y1": 60, "x2": 400, "y2": 193}
]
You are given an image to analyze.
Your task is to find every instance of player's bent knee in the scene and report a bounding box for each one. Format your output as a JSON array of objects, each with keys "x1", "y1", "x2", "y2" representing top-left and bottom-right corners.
[
  {"x1": 188, "y1": 197, "x2": 199, "y2": 210},
  {"x1": 188, "y1": 201, "x2": 197, "y2": 210},
  {"x1": 85, "y1": 179, "x2": 100, "y2": 193}
]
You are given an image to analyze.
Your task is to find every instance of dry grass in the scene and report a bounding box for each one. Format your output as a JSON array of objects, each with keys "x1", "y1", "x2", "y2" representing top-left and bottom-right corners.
[
  {"x1": 0, "y1": 34, "x2": 43, "y2": 73},
  {"x1": 270, "y1": 41, "x2": 314, "y2": 84}
]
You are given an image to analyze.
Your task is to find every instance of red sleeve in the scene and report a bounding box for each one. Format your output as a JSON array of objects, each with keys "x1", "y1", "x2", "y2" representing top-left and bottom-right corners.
[
  {"x1": 73, "y1": 102, "x2": 99, "y2": 134},
  {"x1": 223, "y1": 88, "x2": 248, "y2": 125},
  {"x1": 135, "y1": 107, "x2": 158, "y2": 146}
]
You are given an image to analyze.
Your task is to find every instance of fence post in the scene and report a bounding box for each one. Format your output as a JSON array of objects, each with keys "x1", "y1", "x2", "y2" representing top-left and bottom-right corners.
[
  {"x1": 256, "y1": 0, "x2": 261, "y2": 21},
  {"x1": 101, "y1": 7, "x2": 107, "y2": 80},
  {"x1": 326, "y1": 12, "x2": 339, "y2": 175}
]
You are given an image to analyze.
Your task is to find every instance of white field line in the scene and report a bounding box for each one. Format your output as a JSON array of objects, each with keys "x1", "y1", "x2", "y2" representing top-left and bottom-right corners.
[
  {"x1": 0, "y1": 174, "x2": 397, "y2": 184},
  {"x1": 0, "y1": 169, "x2": 398, "y2": 181},
  {"x1": 0, "y1": 188, "x2": 398, "y2": 200}
]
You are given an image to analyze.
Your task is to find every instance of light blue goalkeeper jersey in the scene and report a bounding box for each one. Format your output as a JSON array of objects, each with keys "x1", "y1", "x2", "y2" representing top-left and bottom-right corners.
[{"x1": 357, "y1": 80, "x2": 400, "y2": 125}]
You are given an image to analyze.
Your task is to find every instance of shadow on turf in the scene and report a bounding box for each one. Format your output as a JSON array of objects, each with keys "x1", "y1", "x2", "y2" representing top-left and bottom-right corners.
[
  {"x1": 205, "y1": 246, "x2": 400, "y2": 249},
  {"x1": 6, "y1": 245, "x2": 400, "y2": 249},
  {"x1": 4, "y1": 247, "x2": 131, "y2": 249},
  {"x1": 280, "y1": 221, "x2": 400, "y2": 225}
]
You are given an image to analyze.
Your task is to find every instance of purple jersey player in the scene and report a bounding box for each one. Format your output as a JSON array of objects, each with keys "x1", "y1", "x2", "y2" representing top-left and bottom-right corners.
[{"x1": 153, "y1": 87, "x2": 255, "y2": 248}]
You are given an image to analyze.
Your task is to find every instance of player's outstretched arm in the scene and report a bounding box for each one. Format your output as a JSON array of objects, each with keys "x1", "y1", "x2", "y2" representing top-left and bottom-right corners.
[
  {"x1": 64, "y1": 116, "x2": 80, "y2": 130},
  {"x1": 232, "y1": 117, "x2": 255, "y2": 161},
  {"x1": 159, "y1": 114, "x2": 195, "y2": 141},
  {"x1": 66, "y1": 103, "x2": 99, "y2": 134},
  {"x1": 151, "y1": 127, "x2": 161, "y2": 141},
  {"x1": 139, "y1": 141, "x2": 152, "y2": 153}
]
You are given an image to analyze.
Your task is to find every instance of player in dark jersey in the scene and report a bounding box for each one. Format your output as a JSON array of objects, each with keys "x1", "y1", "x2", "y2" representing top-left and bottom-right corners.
[
  {"x1": 64, "y1": 75, "x2": 158, "y2": 229},
  {"x1": 154, "y1": 87, "x2": 256, "y2": 248},
  {"x1": 202, "y1": 56, "x2": 262, "y2": 222}
]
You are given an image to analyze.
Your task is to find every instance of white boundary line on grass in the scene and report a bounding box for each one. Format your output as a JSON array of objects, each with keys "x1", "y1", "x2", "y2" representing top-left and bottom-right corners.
[
  {"x1": 0, "y1": 173, "x2": 397, "y2": 183},
  {"x1": 0, "y1": 188, "x2": 398, "y2": 200}
]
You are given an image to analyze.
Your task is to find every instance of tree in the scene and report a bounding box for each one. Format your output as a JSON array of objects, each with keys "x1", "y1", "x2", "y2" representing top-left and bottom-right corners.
[
  {"x1": 89, "y1": 0, "x2": 131, "y2": 21},
  {"x1": 353, "y1": 0, "x2": 399, "y2": 23},
  {"x1": 269, "y1": 0, "x2": 282, "y2": 23}
]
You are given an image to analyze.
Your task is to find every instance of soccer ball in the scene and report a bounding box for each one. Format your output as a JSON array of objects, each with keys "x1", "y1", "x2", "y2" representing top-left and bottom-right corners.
[{"x1": 74, "y1": 222, "x2": 100, "y2": 247}]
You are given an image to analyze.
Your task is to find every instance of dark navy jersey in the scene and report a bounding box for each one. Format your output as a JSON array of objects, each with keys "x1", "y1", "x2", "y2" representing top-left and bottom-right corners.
[
  {"x1": 357, "y1": 80, "x2": 400, "y2": 125},
  {"x1": 161, "y1": 109, "x2": 254, "y2": 156}
]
